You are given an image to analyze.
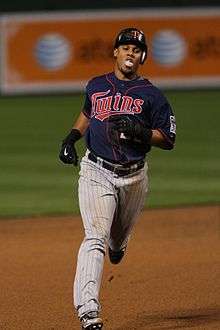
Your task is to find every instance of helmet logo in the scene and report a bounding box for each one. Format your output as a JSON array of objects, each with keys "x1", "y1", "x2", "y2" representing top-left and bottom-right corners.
[{"x1": 131, "y1": 30, "x2": 142, "y2": 41}]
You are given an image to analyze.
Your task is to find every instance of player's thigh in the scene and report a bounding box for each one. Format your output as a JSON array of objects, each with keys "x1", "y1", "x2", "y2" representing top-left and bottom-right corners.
[
  {"x1": 78, "y1": 173, "x2": 117, "y2": 238},
  {"x1": 122, "y1": 176, "x2": 148, "y2": 220},
  {"x1": 110, "y1": 175, "x2": 147, "y2": 245}
]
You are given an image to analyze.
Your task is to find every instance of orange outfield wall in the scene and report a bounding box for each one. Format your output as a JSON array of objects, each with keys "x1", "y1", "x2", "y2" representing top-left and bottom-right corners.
[{"x1": 1, "y1": 9, "x2": 220, "y2": 93}]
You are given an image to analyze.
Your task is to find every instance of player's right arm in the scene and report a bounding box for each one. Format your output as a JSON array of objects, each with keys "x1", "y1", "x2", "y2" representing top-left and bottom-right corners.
[
  {"x1": 59, "y1": 111, "x2": 90, "y2": 166},
  {"x1": 72, "y1": 111, "x2": 90, "y2": 136},
  {"x1": 59, "y1": 81, "x2": 92, "y2": 165}
]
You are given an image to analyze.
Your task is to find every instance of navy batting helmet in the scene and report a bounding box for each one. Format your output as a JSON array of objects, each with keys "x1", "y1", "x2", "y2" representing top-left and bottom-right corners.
[{"x1": 114, "y1": 27, "x2": 148, "y2": 64}]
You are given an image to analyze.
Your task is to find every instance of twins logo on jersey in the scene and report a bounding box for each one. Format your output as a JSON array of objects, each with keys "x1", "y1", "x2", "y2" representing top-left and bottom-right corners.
[{"x1": 91, "y1": 90, "x2": 144, "y2": 121}]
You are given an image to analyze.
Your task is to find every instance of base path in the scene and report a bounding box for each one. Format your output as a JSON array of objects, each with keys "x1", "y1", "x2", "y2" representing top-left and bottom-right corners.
[{"x1": 0, "y1": 205, "x2": 220, "y2": 330}]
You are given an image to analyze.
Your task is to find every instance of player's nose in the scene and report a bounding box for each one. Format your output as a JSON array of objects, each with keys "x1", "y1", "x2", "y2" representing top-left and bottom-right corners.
[{"x1": 127, "y1": 50, "x2": 135, "y2": 58}]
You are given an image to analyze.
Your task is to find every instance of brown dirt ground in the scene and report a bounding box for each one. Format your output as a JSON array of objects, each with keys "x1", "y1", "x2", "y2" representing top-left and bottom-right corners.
[{"x1": 0, "y1": 205, "x2": 220, "y2": 330}]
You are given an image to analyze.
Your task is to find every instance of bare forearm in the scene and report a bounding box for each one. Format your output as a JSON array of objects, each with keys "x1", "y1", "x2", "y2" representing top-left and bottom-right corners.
[
  {"x1": 73, "y1": 112, "x2": 90, "y2": 136},
  {"x1": 59, "y1": 112, "x2": 89, "y2": 165},
  {"x1": 151, "y1": 129, "x2": 174, "y2": 149}
]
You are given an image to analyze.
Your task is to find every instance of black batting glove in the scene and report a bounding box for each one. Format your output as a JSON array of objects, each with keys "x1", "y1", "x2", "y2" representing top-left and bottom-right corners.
[
  {"x1": 109, "y1": 115, "x2": 152, "y2": 144},
  {"x1": 59, "y1": 129, "x2": 81, "y2": 165}
]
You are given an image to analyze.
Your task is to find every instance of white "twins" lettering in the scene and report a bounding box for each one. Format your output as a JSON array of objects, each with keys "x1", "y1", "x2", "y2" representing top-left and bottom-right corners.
[{"x1": 91, "y1": 90, "x2": 144, "y2": 121}]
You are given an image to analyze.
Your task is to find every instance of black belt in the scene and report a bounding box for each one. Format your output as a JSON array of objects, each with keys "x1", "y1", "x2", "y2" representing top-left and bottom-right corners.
[{"x1": 88, "y1": 152, "x2": 144, "y2": 177}]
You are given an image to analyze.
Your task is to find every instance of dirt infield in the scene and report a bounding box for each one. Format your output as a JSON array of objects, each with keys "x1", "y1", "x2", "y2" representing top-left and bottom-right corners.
[{"x1": 0, "y1": 205, "x2": 220, "y2": 330}]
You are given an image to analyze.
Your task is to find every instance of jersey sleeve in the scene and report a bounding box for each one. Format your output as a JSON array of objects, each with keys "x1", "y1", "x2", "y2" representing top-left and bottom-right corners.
[
  {"x1": 151, "y1": 93, "x2": 176, "y2": 148},
  {"x1": 82, "y1": 82, "x2": 92, "y2": 118}
]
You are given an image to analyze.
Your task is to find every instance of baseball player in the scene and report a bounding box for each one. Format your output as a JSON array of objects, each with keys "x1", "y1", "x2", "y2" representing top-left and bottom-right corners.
[{"x1": 59, "y1": 28, "x2": 176, "y2": 329}]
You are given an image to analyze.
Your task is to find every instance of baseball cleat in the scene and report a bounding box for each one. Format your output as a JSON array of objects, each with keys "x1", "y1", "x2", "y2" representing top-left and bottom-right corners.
[
  {"x1": 108, "y1": 246, "x2": 126, "y2": 264},
  {"x1": 81, "y1": 312, "x2": 103, "y2": 329}
]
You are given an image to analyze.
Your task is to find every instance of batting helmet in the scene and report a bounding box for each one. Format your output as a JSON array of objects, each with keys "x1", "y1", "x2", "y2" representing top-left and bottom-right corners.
[{"x1": 114, "y1": 28, "x2": 148, "y2": 64}]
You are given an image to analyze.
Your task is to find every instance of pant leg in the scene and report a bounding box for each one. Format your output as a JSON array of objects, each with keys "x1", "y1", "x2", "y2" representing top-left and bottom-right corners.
[
  {"x1": 74, "y1": 160, "x2": 117, "y2": 318},
  {"x1": 109, "y1": 165, "x2": 148, "y2": 251}
]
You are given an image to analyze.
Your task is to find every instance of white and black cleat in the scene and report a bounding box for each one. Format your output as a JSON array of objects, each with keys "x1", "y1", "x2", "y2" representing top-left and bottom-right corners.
[
  {"x1": 108, "y1": 246, "x2": 126, "y2": 264},
  {"x1": 81, "y1": 312, "x2": 103, "y2": 329}
]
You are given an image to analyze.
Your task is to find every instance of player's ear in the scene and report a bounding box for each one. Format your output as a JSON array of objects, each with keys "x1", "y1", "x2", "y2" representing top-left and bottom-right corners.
[{"x1": 113, "y1": 48, "x2": 118, "y2": 59}]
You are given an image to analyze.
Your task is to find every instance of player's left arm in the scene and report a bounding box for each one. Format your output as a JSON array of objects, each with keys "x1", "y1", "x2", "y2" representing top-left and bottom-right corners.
[
  {"x1": 150, "y1": 100, "x2": 176, "y2": 150},
  {"x1": 151, "y1": 129, "x2": 174, "y2": 149}
]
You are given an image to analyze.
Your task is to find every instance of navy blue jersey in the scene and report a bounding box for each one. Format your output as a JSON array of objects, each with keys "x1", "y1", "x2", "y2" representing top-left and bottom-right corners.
[{"x1": 82, "y1": 72, "x2": 176, "y2": 164}]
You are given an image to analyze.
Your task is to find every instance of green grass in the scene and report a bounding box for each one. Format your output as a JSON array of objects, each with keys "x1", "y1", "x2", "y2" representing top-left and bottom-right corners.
[
  {"x1": 0, "y1": 90, "x2": 220, "y2": 218},
  {"x1": 147, "y1": 90, "x2": 220, "y2": 207}
]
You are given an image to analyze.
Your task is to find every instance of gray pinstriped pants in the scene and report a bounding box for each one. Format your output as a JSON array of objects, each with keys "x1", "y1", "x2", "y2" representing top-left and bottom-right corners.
[{"x1": 74, "y1": 150, "x2": 148, "y2": 318}]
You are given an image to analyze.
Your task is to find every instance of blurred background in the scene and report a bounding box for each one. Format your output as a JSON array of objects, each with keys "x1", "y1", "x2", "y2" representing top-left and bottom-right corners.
[{"x1": 0, "y1": 1, "x2": 219, "y2": 218}]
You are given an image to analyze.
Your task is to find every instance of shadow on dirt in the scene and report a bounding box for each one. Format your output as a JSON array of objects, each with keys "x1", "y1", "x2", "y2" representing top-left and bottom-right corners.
[{"x1": 115, "y1": 307, "x2": 220, "y2": 329}]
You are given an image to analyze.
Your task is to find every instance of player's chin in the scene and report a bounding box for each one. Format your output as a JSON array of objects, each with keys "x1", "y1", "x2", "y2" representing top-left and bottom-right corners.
[{"x1": 121, "y1": 65, "x2": 134, "y2": 74}]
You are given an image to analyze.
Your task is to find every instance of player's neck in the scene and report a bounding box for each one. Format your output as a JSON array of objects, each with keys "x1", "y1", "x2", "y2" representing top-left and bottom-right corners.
[{"x1": 114, "y1": 67, "x2": 138, "y2": 81}]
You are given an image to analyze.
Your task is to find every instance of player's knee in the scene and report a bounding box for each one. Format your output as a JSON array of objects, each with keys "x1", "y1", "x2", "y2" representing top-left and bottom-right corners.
[
  {"x1": 85, "y1": 226, "x2": 109, "y2": 241},
  {"x1": 83, "y1": 237, "x2": 106, "y2": 255}
]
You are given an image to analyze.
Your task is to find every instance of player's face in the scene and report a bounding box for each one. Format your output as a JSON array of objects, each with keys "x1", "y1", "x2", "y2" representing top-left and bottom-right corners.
[{"x1": 114, "y1": 44, "x2": 142, "y2": 78}]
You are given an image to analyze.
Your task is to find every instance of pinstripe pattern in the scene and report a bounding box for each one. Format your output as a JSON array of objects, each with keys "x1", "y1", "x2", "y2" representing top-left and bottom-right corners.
[{"x1": 74, "y1": 150, "x2": 148, "y2": 318}]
